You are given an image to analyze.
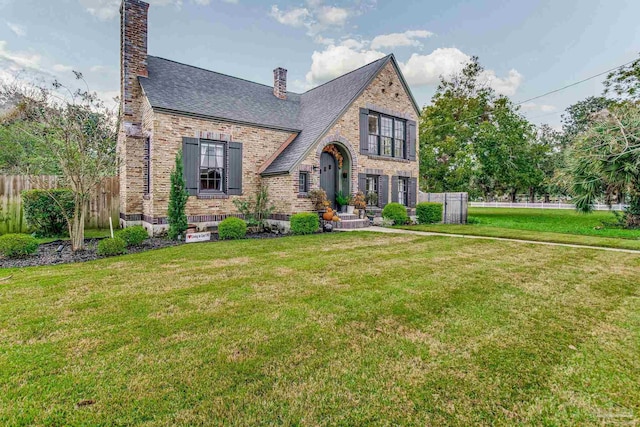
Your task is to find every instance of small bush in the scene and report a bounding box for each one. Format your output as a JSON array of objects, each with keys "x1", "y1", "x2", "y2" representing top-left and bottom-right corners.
[
  {"x1": 0, "y1": 234, "x2": 39, "y2": 257},
  {"x1": 382, "y1": 203, "x2": 408, "y2": 225},
  {"x1": 115, "y1": 225, "x2": 148, "y2": 247},
  {"x1": 290, "y1": 212, "x2": 320, "y2": 235},
  {"x1": 97, "y1": 237, "x2": 127, "y2": 257},
  {"x1": 467, "y1": 216, "x2": 481, "y2": 224},
  {"x1": 218, "y1": 217, "x2": 247, "y2": 240},
  {"x1": 22, "y1": 189, "x2": 75, "y2": 237},
  {"x1": 416, "y1": 202, "x2": 443, "y2": 224}
]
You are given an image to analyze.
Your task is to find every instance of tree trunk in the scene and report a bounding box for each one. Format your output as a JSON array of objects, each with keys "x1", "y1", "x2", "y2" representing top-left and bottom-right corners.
[
  {"x1": 544, "y1": 193, "x2": 550, "y2": 203},
  {"x1": 529, "y1": 187, "x2": 535, "y2": 203},
  {"x1": 69, "y1": 198, "x2": 87, "y2": 252},
  {"x1": 510, "y1": 190, "x2": 517, "y2": 203}
]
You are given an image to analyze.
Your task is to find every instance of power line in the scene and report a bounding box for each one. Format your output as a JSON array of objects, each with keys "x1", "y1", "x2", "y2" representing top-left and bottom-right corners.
[{"x1": 426, "y1": 57, "x2": 637, "y2": 130}]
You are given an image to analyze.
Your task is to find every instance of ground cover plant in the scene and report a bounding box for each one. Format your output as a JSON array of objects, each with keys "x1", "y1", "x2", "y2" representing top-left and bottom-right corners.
[
  {"x1": 0, "y1": 232, "x2": 638, "y2": 425},
  {"x1": 400, "y1": 207, "x2": 640, "y2": 250}
]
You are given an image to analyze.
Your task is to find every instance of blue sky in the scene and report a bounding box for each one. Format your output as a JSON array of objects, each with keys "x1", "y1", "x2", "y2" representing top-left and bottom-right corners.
[{"x1": 1, "y1": 0, "x2": 639, "y2": 129}]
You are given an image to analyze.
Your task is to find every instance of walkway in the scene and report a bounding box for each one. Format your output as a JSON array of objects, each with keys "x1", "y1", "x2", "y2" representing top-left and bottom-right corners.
[{"x1": 347, "y1": 226, "x2": 640, "y2": 254}]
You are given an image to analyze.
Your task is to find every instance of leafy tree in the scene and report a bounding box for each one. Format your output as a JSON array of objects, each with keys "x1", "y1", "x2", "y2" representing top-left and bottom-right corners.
[
  {"x1": 570, "y1": 103, "x2": 640, "y2": 227},
  {"x1": 0, "y1": 75, "x2": 117, "y2": 251},
  {"x1": 419, "y1": 57, "x2": 492, "y2": 196},
  {"x1": 535, "y1": 124, "x2": 568, "y2": 201},
  {"x1": 561, "y1": 96, "x2": 614, "y2": 143},
  {"x1": 167, "y1": 150, "x2": 188, "y2": 240}
]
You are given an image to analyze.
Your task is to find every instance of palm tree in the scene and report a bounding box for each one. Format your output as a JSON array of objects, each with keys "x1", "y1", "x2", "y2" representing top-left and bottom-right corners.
[{"x1": 570, "y1": 103, "x2": 640, "y2": 227}]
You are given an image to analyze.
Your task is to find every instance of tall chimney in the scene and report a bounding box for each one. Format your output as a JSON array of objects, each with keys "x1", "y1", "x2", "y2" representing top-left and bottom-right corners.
[
  {"x1": 120, "y1": 0, "x2": 149, "y2": 132},
  {"x1": 273, "y1": 67, "x2": 287, "y2": 100}
]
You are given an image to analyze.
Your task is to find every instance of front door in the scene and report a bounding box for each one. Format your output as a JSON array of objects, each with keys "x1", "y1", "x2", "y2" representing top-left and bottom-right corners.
[{"x1": 319, "y1": 152, "x2": 336, "y2": 208}]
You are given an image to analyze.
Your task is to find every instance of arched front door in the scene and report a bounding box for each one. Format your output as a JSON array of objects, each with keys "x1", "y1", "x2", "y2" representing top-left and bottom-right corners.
[{"x1": 319, "y1": 152, "x2": 336, "y2": 207}]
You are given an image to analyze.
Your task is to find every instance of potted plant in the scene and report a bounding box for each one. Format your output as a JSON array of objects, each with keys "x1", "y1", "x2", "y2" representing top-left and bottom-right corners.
[
  {"x1": 309, "y1": 188, "x2": 328, "y2": 213},
  {"x1": 365, "y1": 191, "x2": 378, "y2": 208},
  {"x1": 346, "y1": 195, "x2": 355, "y2": 215},
  {"x1": 336, "y1": 191, "x2": 349, "y2": 213},
  {"x1": 353, "y1": 191, "x2": 367, "y2": 218}
]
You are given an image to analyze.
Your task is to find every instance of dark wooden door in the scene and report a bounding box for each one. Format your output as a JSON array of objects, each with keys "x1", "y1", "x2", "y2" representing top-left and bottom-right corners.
[{"x1": 320, "y1": 152, "x2": 336, "y2": 208}]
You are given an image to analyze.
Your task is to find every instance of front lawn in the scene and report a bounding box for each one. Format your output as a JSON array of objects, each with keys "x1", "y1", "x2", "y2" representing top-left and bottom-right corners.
[
  {"x1": 1, "y1": 233, "x2": 638, "y2": 425},
  {"x1": 402, "y1": 208, "x2": 640, "y2": 250}
]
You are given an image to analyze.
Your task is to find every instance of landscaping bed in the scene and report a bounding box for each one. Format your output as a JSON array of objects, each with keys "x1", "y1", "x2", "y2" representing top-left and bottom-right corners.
[{"x1": 0, "y1": 231, "x2": 284, "y2": 269}]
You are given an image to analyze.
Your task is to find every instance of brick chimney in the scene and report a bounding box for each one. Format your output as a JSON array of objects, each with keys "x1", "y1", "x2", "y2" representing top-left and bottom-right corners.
[
  {"x1": 273, "y1": 67, "x2": 287, "y2": 100},
  {"x1": 120, "y1": 0, "x2": 149, "y2": 133}
]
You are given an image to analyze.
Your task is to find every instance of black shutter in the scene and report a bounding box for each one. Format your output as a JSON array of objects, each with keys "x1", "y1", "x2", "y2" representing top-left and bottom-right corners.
[
  {"x1": 408, "y1": 177, "x2": 417, "y2": 208},
  {"x1": 379, "y1": 175, "x2": 389, "y2": 208},
  {"x1": 359, "y1": 108, "x2": 369, "y2": 155},
  {"x1": 358, "y1": 173, "x2": 366, "y2": 193},
  {"x1": 391, "y1": 175, "x2": 398, "y2": 203},
  {"x1": 182, "y1": 137, "x2": 199, "y2": 196},
  {"x1": 227, "y1": 141, "x2": 243, "y2": 195},
  {"x1": 407, "y1": 120, "x2": 417, "y2": 161}
]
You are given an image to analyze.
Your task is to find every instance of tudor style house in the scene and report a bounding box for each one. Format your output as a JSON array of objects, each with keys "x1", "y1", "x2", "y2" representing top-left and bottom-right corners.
[{"x1": 118, "y1": 0, "x2": 420, "y2": 234}]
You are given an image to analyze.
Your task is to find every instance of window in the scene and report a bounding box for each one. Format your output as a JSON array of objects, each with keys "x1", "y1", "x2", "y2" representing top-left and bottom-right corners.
[
  {"x1": 299, "y1": 171, "x2": 309, "y2": 194},
  {"x1": 365, "y1": 175, "x2": 378, "y2": 206},
  {"x1": 200, "y1": 142, "x2": 225, "y2": 192},
  {"x1": 398, "y1": 177, "x2": 408, "y2": 206},
  {"x1": 143, "y1": 137, "x2": 150, "y2": 195},
  {"x1": 367, "y1": 112, "x2": 406, "y2": 159},
  {"x1": 368, "y1": 114, "x2": 379, "y2": 154}
]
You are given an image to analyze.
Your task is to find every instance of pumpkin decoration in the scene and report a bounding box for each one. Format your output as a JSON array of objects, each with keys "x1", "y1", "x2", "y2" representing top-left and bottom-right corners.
[
  {"x1": 322, "y1": 144, "x2": 344, "y2": 168},
  {"x1": 332, "y1": 215, "x2": 341, "y2": 222},
  {"x1": 322, "y1": 208, "x2": 334, "y2": 221}
]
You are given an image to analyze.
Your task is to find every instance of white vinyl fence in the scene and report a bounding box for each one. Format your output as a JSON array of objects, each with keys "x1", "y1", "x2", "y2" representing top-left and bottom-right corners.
[
  {"x1": 469, "y1": 201, "x2": 626, "y2": 211},
  {"x1": 419, "y1": 192, "x2": 468, "y2": 224}
]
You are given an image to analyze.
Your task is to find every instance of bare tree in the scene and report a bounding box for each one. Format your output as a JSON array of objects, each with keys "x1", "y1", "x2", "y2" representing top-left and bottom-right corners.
[{"x1": 0, "y1": 74, "x2": 118, "y2": 251}]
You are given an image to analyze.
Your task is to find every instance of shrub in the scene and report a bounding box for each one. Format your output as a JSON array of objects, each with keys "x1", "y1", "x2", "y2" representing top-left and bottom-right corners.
[
  {"x1": 382, "y1": 202, "x2": 408, "y2": 225},
  {"x1": 168, "y1": 150, "x2": 189, "y2": 240},
  {"x1": 0, "y1": 234, "x2": 39, "y2": 257},
  {"x1": 115, "y1": 225, "x2": 148, "y2": 247},
  {"x1": 22, "y1": 189, "x2": 75, "y2": 237},
  {"x1": 290, "y1": 212, "x2": 320, "y2": 235},
  {"x1": 97, "y1": 237, "x2": 127, "y2": 257},
  {"x1": 218, "y1": 217, "x2": 247, "y2": 240},
  {"x1": 416, "y1": 202, "x2": 443, "y2": 224}
]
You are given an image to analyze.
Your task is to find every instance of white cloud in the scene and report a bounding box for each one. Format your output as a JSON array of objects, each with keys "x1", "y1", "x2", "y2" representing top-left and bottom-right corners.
[
  {"x1": 316, "y1": 6, "x2": 349, "y2": 26},
  {"x1": 270, "y1": 1, "x2": 353, "y2": 36},
  {"x1": 481, "y1": 68, "x2": 522, "y2": 96},
  {"x1": 221, "y1": 0, "x2": 238, "y2": 3},
  {"x1": 400, "y1": 48, "x2": 470, "y2": 86},
  {"x1": 269, "y1": 5, "x2": 311, "y2": 28},
  {"x1": 0, "y1": 40, "x2": 41, "y2": 70},
  {"x1": 6, "y1": 22, "x2": 26, "y2": 37},
  {"x1": 305, "y1": 44, "x2": 385, "y2": 85},
  {"x1": 90, "y1": 65, "x2": 106, "y2": 72},
  {"x1": 52, "y1": 64, "x2": 74, "y2": 73},
  {"x1": 370, "y1": 30, "x2": 433, "y2": 50},
  {"x1": 79, "y1": 0, "x2": 214, "y2": 21}
]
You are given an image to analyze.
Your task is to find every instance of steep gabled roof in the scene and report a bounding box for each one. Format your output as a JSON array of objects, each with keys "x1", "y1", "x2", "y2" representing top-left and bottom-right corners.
[
  {"x1": 139, "y1": 54, "x2": 418, "y2": 175},
  {"x1": 262, "y1": 55, "x2": 393, "y2": 175},
  {"x1": 140, "y1": 56, "x2": 302, "y2": 132}
]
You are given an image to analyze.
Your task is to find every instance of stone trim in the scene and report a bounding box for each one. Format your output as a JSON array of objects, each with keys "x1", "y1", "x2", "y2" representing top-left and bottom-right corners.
[
  {"x1": 298, "y1": 164, "x2": 313, "y2": 172},
  {"x1": 396, "y1": 170, "x2": 412, "y2": 177},
  {"x1": 124, "y1": 213, "x2": 294, "y2": 225},
  {"x1": 365, "y1": 103, "x2": 413, "y2": 120},
  {"x1": 196, "y1": 130, "x2": 231, "y2": 142},
  {"x1": 366, "y1": 154, "x2": 411, "y2": 163},
  {"x1": 297, "y1": 193, "x2": 309, "y2": 198},
  {"x1": 197, "y1": 193, "x2": 230, "y2": 199},
  {"x1": 364, "y1": 168, "x2": 384, "y2": 175},
  {"x1": 120, "y1": 212, "x2": 143, "y2": 221}
]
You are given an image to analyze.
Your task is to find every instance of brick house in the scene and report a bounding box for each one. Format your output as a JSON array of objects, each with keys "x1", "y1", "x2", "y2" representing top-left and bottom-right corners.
[{"x1": 118, "y1": 0, "x2": 420, "y2": 234}]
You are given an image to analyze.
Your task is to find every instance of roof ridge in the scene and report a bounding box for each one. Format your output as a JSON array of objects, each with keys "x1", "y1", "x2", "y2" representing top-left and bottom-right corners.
[
  {"x1": 302, "y1": 54, "x2": 391, "y2": 95},
  {"x1": 146, "y1": 55, "x2": 302, "y2": 96}
]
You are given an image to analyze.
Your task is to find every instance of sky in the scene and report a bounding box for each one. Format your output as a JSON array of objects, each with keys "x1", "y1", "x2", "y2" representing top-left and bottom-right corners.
[{"x1": 1, "y1": 0, "x2": 639, "y2": 129}]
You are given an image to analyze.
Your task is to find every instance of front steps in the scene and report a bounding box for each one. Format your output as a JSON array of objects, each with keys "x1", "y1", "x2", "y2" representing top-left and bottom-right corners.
[{"x1": 321, "y1": 212, "x2": 371, "y2": 230}]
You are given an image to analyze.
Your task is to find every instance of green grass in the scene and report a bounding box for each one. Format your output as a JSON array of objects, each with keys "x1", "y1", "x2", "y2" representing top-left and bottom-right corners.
[
  {"x1": 400, "y1": 208, "x2": 640, "y2": 250},
  {"x1": 1, "y1": 233, "x2": 638, "y2": 425}
]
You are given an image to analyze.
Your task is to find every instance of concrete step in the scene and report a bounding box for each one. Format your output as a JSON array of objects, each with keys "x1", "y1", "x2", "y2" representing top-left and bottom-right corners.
[{"x1": 336, "y1": 213, "x2": 359, "y2": 220}]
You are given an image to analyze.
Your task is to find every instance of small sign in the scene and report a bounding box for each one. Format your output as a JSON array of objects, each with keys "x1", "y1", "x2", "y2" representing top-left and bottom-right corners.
[{"x1": 185, "y1": 231, "x2": 211, "y2": 243}]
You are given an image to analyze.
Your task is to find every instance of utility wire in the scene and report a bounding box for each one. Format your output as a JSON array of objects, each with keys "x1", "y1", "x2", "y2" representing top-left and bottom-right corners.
[{"x1": 426, "y1": 58, "x2": 637, "y2": 130}]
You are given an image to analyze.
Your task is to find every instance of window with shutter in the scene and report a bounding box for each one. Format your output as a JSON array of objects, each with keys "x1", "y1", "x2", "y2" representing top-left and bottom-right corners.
[
  {"x1": 363, "y1": 111, "x2": 407, "y2": 159},
  {"x1": 298, "y1": 172, "x2": 309, "y2": 194}
]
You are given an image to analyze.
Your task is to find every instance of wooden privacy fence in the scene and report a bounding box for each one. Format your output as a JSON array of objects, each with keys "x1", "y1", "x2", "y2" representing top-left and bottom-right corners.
[
  {"x1": 0, "y1": 175, "x2": 119, "y2": 234},
  {"x1": 419, "y1": 192, "x2": 468, "y2": 224}
]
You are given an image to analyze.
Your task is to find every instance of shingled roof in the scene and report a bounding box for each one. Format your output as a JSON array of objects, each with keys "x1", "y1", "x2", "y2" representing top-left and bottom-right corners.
[{"x1": 139, "y1": 54, "x2": 417, "y2": 175}]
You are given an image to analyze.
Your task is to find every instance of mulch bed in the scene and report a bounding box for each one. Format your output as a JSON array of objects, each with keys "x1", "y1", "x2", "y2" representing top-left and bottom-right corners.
[{"x1": 0, "y1": 232, "x2": 286, "y2": 269}]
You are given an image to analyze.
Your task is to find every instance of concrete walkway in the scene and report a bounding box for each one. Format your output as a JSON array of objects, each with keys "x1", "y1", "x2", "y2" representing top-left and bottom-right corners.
[{"x1": 345, "y1": 226, "x2": 640, "y2": 254}]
